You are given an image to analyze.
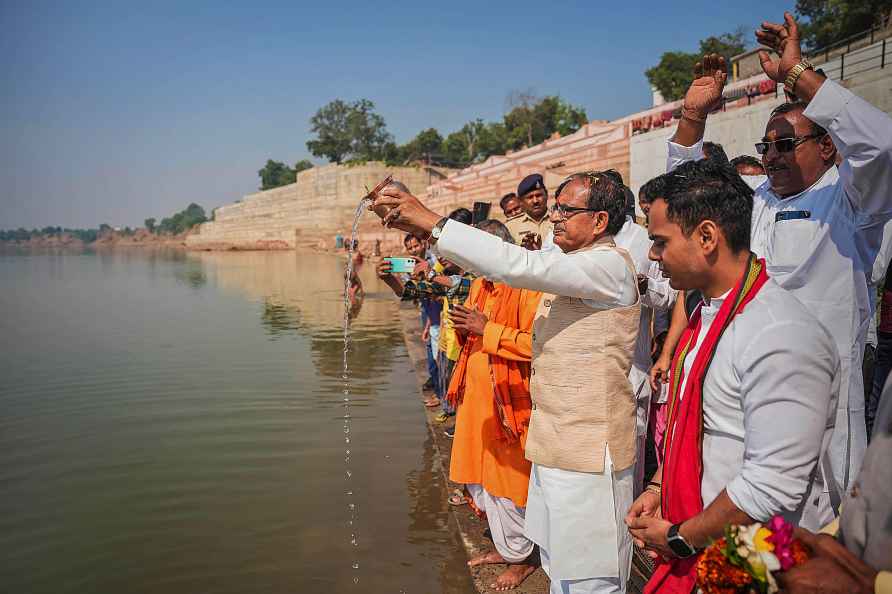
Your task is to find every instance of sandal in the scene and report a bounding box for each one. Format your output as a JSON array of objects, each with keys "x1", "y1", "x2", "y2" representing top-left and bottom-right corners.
[
  {"x1": 447, "y1": 489, "x2": 467, "y2": 506},
  {"x1": 434, "y1": 411, "x2": 450, "y2": 423},
  {"x1": 424, "y1": 397, "x2": 441, "y2": 408}
]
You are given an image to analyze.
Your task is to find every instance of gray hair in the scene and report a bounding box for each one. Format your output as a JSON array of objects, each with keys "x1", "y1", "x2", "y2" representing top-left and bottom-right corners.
[{"x1": 475, "y1": 219, "x2": 515, "y2": 244}]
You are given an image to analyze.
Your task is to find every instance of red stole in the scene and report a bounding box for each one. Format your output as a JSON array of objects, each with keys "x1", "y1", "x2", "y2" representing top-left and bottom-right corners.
[{"x1": 644, "y1": 255, "x2": 768, "y2": 594}]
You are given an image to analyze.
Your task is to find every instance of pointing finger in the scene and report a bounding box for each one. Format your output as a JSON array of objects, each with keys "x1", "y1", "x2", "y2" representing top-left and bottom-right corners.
[{"x1": 784, "y1": 11, "x2": 800, "y2": 43}]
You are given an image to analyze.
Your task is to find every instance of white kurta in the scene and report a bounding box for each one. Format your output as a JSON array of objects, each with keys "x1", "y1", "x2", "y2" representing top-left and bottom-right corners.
[
  {"x1": 676, "y1": 280, "x2": 839, "y2": 530},
  {"x1": 435, "y1": 220, "x2": 638, "y2": 583},
  {"x1": 614, "y1": 216, "x2": 676, "y2": 492},
  {"x1": 667, "y1": 79, "x2": 892, "y2": 494}
]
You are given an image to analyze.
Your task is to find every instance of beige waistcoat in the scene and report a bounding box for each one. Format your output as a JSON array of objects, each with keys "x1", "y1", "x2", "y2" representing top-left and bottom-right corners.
[{"x1": 524, "y1": 242, "x2": 641, "y2": 473}]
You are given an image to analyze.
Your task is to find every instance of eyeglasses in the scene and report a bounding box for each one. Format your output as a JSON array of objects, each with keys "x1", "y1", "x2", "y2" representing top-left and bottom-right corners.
[
  {"x1": 755, "y1": 133, "x2": 824, "y2": 155},
  {"x1": 549, "y1": 202, "x2": 600, "y2": 220}
]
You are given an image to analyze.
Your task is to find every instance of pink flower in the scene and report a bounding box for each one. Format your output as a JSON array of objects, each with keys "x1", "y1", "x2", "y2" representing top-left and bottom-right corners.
[{"x1": 765, "y1": 515, "x2": 796, "y2": 571}]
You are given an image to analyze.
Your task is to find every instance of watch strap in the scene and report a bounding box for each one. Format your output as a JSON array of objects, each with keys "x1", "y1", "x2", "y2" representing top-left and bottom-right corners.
[
  {"x1": 784, "y1": 59, "x2": 814, "y2": 94},
  {"x1": 667, "y1": 523, "x2": 697, "y2": 558},
  {"x1": 429, "y1": 217, "x2": 449, "y2": 243}
]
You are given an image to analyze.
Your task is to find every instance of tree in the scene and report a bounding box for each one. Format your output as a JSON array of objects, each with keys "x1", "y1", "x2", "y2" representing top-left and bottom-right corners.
[
  {"x1": 306, "y1": 98, "x2": 393, "y2": 164},
  {"x1": 796, "y1": 0, "x2": 892, "y2": 51},
  {"x1": 503, "y1": 93, "x2": 588, "y2": 151},
  {"x1": 402, "y1": 128, "x2": 444, "y2": 163},
  {"x1": 156, "y1": 203, "x2": 207, "y2": 235},
  {"x1": 144, "y1": 218, "x2": 156, "y2": 233},
  {"x1": 646, "y1": 29, "x2": 747, "y2": 102},
  {"x1": 258, "y1": 159, "x2": 295, "y2": 190},
  {"x1": 294, "y1": 159, "x2": 314, "y2": 174}
]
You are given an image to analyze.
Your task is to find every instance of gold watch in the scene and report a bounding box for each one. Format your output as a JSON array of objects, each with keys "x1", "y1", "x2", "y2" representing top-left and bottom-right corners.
[{"x1": 784, "y1": 59, "x2": 814, "y2": 94}]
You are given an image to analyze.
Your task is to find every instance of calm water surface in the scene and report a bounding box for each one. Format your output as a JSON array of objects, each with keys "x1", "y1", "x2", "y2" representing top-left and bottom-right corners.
[{"x1": 0, "y1": 248, "x2": 473, "y2": 594}]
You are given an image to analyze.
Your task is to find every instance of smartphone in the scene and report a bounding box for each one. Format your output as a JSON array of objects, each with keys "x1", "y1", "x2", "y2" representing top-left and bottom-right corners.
[{"x1": 383, "y1": 256, "x2": 417, "y2": 274}]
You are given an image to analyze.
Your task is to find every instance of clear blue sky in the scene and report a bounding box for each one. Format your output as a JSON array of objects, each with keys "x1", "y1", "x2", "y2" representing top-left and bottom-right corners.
[{"x1": 0, "y1": 0, "x2": 794, "y2": 229}]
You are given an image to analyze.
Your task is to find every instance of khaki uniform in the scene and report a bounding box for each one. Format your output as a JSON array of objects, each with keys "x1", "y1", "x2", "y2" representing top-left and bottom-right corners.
[{"x1": 505, "y1": 213, "x2": 553, "y2": 244}]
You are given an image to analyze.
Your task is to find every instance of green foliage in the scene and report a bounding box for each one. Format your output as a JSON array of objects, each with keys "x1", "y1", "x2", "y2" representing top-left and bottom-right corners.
[
  {"x1": 503, "y1": 95, "x2": 589, "y2": 151},
  {"x1": 796, "y1": 0, "x2": 892, "y2": 51},
  {"x1": 258, "y1": 159, "x2": 296, "y2": 190},
  {"x1": 144, "y1": 217, "x2": 156, "y2": 232},
  {"x1": 306, "y1": 98, "x2": 393, "y2": 164},
  {"x1": 156, "y1": 203, "x2": 207, "y2": 235},
  {"x1": 646, "y1": 29, "x2": 747, "y2": 102},
  {"x1": 294, "y1": 159, "x2": 314, "y2": 174}
]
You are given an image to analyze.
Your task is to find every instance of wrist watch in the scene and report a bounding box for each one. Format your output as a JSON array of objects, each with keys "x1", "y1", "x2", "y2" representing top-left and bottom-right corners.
[
  {"x1": 667, "y1": 524, "x2": 698, "y2": 558},
  {"x1": 429, "y1": 217, "x2": 449, "y2": 244},
  {"x1": 784, "y1": 59, "x2": 814, "y2": 94}
]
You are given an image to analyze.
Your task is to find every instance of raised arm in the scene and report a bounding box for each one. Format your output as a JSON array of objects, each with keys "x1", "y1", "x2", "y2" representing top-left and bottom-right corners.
[
  {"x1": 758, "y1": 12, "x2": 892, "y2": 218},
  {"x1": 436, "y1": 220, "x2": 634, "y2": 305}
]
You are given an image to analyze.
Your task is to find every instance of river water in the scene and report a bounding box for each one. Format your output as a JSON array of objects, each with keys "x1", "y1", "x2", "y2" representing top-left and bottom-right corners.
[{"x1": 0, "y1": 248, "x2": 473, "y2": 594}]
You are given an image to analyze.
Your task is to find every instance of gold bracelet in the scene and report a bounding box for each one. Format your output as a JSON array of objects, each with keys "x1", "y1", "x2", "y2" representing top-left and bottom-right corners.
[
  {"x1": 646, "y1": 484, "x2": 662, "y2": 496},
  {"x1": 784, "y1": 59, "x2": 814, "y2": 94}
]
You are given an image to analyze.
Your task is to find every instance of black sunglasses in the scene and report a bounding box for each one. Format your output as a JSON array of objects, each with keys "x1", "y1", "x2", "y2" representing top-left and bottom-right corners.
[{"x1": 755, "y1": 133, "x2": 824, "y2": 155}]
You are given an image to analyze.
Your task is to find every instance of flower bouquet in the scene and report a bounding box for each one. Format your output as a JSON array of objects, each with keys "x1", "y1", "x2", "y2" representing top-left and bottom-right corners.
[{"x1": 696, "y1": 515, "x2": 810, "y2": 594}]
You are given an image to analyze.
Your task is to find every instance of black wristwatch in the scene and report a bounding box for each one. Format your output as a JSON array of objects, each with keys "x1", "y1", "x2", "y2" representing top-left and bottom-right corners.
[{"x1": 667, "y1": 524, "x2": 698, "y2": 558}]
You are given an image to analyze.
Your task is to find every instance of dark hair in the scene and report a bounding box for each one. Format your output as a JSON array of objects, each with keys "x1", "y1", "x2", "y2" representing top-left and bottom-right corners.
[
  {"x1": 556, "y1": 170, "x2": 627, "y2": 236},
  {"x1": 770, "y1": 102, "x2": 828, "y2": 137},
  {"x1": 702, "y1": 141, "x2": 729, "y2": 166},
  {"x1": 639, "y1": 175, "x2": 671, "y2": 204},
  {"x1": 403, "y1": 233, "x2": 423, "y2": 246},
  {"x1": 499, "y1": 193, "x2": 517, "y2": 209},
  {"x1": 642, "y1": 159, "x2": 753, "y2": 253},
  {"x1": 475, "y1": 219, "x2": 515, "y2": 244},
  {"x1": 729, "y1": 155, "x2": 764, "y2": 174},
  {"x1": 601, "y1": 169, "x2": 625, "y2": 186},
  {"x1": 447, "y1": 207, "x2": 473, "y2": 225},
  {"x1": 623, "y1": 186, "x2": 636, "y2": 218}
]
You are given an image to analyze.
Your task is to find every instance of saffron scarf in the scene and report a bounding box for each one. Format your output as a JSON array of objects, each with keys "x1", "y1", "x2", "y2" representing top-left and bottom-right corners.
[
  {"x1": 645, "y1": 255, "x2": 768, "y2": 594},
  {"x1": 446, "y1": 279, "x2": 536, "y2": 441}
]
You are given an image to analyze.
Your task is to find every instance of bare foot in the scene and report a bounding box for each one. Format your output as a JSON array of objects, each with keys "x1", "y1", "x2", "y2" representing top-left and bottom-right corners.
[
  {"x1": 467, "y1": 550, "x2": 505, "y2": 566},
  {"x1": 490, "y1": 563, "x2": 537, "y2": 591}
]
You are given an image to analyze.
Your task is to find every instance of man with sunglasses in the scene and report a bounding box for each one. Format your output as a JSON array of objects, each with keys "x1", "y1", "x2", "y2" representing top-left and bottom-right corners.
[
  {"x1": 666, "y1": 12, "x2": 892, "y2": 501},
  {"x1": 370, "y1": 173, "x2": 641, "y2": 593}
]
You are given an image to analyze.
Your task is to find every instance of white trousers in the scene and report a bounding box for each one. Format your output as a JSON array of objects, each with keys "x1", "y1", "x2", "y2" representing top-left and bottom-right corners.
[
  {"x1": 524, "y1": 447, "x2": 633, "y2": 589},
  {"x1": 541, "y1": 547, "x2": 623, "y2": 594},
  {"x1": 466, "y1": 483, "x2": 534, "y2": 563}
]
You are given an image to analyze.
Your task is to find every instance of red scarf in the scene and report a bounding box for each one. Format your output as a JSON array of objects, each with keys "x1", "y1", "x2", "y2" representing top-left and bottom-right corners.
[
  {"x1": 645, "y1": 255, "x2": 768, "y2": 594},
  {"x1": 446, "y1": 279, "x2": 537, "y2": 441}
]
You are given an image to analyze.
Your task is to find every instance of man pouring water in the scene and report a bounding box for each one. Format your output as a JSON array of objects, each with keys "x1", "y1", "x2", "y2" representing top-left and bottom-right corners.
[{"x1": 371, "y1": 173, "x2": 641, "y2": 594}]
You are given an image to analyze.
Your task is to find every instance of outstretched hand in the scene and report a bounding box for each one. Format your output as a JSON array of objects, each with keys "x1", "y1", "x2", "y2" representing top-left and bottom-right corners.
[
  {"x1": 756, "y1": 11, "x2": 802, "y2": 83},
  {"x1": 683, "y1": 53, "x2": 727, "y2": 120},
  {"x1": 369, "y1": 188, "x2": 442, "y2": 238}
]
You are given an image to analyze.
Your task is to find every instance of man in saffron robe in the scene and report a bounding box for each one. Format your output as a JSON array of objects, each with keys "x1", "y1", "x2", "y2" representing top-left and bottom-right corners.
[{"x1": 446, "y1": 219, "x2": 542, "y2": 591}]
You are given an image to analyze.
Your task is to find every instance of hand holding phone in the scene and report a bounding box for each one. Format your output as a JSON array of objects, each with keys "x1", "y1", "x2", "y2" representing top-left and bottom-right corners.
[{"x1": 383, "y1": 256, "x2": 417, "y2": 274}]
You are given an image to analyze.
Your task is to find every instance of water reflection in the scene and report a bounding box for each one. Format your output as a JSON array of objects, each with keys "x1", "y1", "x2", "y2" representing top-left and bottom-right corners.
[{"x1": 0, "y1": 248, "x2": 473, "y2": 594}]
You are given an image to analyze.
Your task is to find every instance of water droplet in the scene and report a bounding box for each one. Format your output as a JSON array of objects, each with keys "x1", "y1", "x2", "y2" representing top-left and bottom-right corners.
[{"x1": 345, "y1": 437, "x2": 350, "y2": 444}]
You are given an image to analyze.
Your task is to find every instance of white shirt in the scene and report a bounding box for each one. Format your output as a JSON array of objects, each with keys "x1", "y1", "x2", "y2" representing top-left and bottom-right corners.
[
  {"x1": 435, "y1": 220, "x2": 637, "y2": 308},
  {"x1": 667, "y1": 79, "x2": 892, "y2": 494},
  {"x1": 676, "y1": 280, "x2": 839, "y2": 529},
  {"x1": 615, "y1": 216, "x2": 677, "y2": 431}
]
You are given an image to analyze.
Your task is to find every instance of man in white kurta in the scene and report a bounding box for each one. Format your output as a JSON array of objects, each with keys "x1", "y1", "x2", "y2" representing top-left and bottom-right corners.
[
  {"x1": 627, "y1": 154, "x2": 839, "y2": 593},
  {"x1": 370, "y1": 174, "x2": 641, "y2": 593},
  {"x1": 667, "y1": 51, "x2": 892, "y2": 497}
]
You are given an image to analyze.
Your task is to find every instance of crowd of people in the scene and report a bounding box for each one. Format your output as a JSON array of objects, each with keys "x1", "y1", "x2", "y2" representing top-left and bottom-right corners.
[{"x1": 372, "y1": 13, "x2": 891, "y2": 594}]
